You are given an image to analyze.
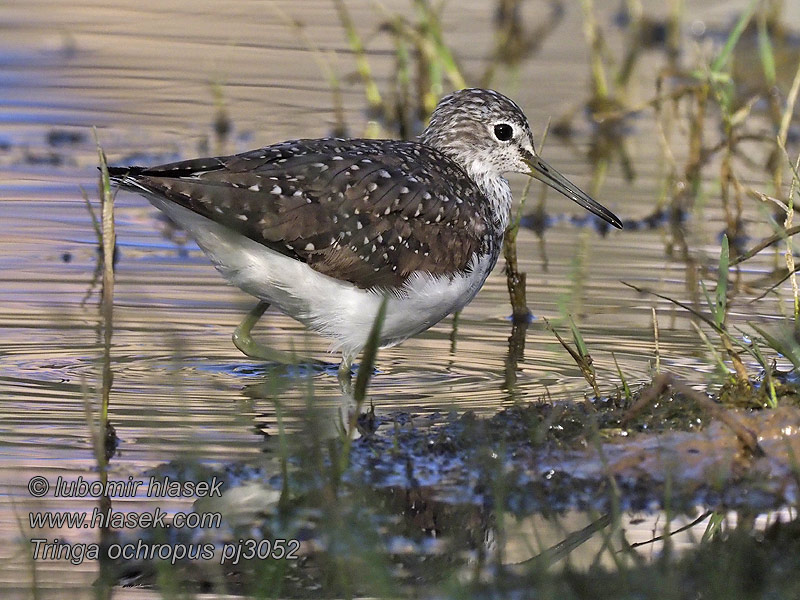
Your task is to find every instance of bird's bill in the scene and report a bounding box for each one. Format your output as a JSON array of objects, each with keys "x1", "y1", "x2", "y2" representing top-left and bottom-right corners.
[{"x1": 524, "y1": 155, "x2": 622, "y2": 229}]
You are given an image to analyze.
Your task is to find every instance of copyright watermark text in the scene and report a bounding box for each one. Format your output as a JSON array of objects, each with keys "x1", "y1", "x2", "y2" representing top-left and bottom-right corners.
[{"x1": 22, "y1": 474, "x2": 297, "y2": 565}]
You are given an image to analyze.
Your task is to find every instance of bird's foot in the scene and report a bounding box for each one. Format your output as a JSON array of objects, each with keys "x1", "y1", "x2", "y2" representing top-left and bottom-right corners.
[{"x1": 233, "y1": 300, "x2": 325, "y2": 367}]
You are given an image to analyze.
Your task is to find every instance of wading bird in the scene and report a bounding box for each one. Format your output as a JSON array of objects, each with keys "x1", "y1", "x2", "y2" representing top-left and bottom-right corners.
[{"x1": 110, "y1": 88, "x2": 622, "y2": 385}]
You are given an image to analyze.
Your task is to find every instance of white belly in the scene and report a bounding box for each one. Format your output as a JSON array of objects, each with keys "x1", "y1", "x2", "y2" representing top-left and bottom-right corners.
[{"x1": 149, "y1": 198, "x2": 496, "y2": 359}]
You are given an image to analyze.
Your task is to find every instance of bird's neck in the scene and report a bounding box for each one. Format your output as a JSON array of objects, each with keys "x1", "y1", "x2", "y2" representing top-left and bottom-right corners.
[
  {"x1": 419, "y1": 132, "x2": 512, "y2": 233},
  {"x1": 466, "y1": 164, "x2": 512, "y2": 234}
]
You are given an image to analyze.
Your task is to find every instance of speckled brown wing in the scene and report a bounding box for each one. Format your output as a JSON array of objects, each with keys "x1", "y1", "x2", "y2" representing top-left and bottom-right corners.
[{"x1": 110, "y1": 138, "x2": 492, "y2": 289}]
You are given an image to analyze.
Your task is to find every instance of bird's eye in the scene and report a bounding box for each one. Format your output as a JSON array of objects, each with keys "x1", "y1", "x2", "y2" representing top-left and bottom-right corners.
[{"x1": 493, "y1": 123, "x2": 514, "y2": 141}]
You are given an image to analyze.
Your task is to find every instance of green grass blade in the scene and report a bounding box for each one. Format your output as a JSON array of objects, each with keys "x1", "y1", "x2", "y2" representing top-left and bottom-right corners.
[
  {"x1": 569, "y1": 315, "x2": 590, "y2": 359},
  {"x1": 611, "y1": 352, "x2": 632, "y2": 402},
  {"x1": 711, "y1": 0, "x2": 758, "y2": 73},
  {"x1": 333, "y1": 0, "x2": 382, "y2": 112},
  {"x1": 757, "y1": 10, "x2": 776, "y2": 86},
  {"x1": 691, "y1": 321, "x2": 733, "y2": 382},
  {"x1": 701, "y1": 511, "x2": 725, "y2": 542},
  {"x1": 700, "y1": 280, "x2": 715, "y2": 323},
  {"x1": 715, "y1": 234, "x2": 729, "y2": 328},
  {"x1": 414, "y1": 0, "x2": 466, "y2": 90},
  {"x1": 353, "y1": 295, "x2": 388, "y2": 405}
]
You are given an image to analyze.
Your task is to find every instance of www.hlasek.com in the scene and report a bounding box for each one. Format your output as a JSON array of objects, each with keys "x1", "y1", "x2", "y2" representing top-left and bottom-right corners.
[{"x1": 28, "y1": 475, "x2": 299, "y2": 565}]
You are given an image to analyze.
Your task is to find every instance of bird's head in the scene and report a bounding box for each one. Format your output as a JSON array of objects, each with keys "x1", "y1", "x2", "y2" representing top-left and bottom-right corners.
[{"x1": 421, "y1": 88, "x2": 622, "y2": 229}]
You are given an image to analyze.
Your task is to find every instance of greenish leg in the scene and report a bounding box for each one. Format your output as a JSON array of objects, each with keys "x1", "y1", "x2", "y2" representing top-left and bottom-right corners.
[
  {"x1": 337, "y1": 352, "x2": 355, "y2": 394},
  {"x1": 232, "y1": 301, "x2": 299, "y2": 365},
  {"x1": 337, "y1": 352, "x2": 357, "y2": 433}
]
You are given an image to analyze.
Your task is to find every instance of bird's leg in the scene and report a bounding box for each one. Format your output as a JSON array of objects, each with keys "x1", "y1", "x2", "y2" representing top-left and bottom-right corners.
[
  {"x1": 336, "y1": 351, "x2": 360, "y2": 439},
  {"x1": 337, "y1": 352, "x2": 355, "y2": 394},
  {"x1": 232, "y1": 301, "x2": 297, "y2": 364}
]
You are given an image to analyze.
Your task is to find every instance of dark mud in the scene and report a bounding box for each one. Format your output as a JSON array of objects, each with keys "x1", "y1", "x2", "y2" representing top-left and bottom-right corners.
[{"x1": 99, "y1": 372, "x2": 800, "y2": 596}]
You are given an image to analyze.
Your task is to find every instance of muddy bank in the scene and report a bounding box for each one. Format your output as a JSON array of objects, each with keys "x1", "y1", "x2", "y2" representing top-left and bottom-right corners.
[{"x1": 97, "y1": 373, "x2": 800, "y2": 594}]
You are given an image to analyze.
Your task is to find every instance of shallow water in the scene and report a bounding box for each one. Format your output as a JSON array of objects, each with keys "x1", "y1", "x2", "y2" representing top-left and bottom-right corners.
[{"x1": 2, "y1": 0, "x2": 800, "y2": 597}]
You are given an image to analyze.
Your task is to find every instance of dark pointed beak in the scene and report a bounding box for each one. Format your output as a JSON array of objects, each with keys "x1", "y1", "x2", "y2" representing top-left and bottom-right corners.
[{"x1": 524, "y1": 154, "x2": 622, "y2": 229}]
